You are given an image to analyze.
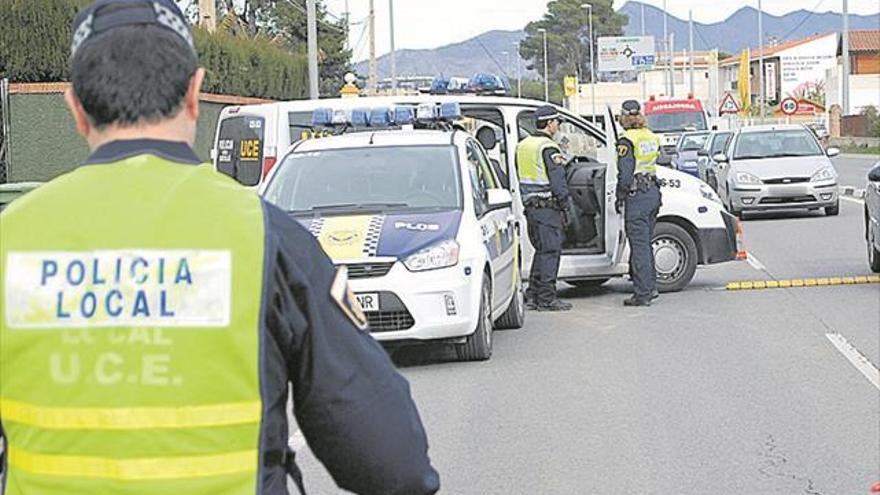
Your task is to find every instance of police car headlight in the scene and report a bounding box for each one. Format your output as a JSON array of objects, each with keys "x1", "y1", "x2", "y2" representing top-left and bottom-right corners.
[
  {"x1": 403, "y1": 240, "x2": 460, "y2": 272},
  {"x1": 734, "y1": 172, "x2": 762, "y2": 185},
  {"x1": 699, "y1": 184, "x2": 722, "y2": 204},
  {"x1": 811, "y1": 166, "x2": 836, "y2": 182}
]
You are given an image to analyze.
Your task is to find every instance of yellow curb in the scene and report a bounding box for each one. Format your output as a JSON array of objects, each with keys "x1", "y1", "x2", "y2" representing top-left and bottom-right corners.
[
  {"x1": 855, "y1": 276, "x2": 869, "y2": 284},
  {"x1": 829, "y1": 277, "x2": 842, "y2": 285},
  {"x1": 740, "y1": 281, "x2": 754, "y2": 290},
  {"x1": 727, "y1": 282, "x2": 741, "y2": 290},
  {"x1": 778, "y1": 280, "x2": 792, "y2": 288},
  {"x1": 766, "y1": 280, "x2": 780, "y2": 288},
  {"x1": 816, "y1": 278, "x2": 830, "y2": 286},
  {"x1": 869, "y1": 275, "x2": 880, "y2": 283},
  {"x1": 725, "y1": 275, "x2": 880, "y2": 291},
  {"x1": 791, "y1": 279, "x2": 805, "y2": 287},
  {"x1": 841, "y1": 277, "x2": 855, "y2": 284},
  {"x1": 753, "y1": 281, "x2": 767, "y2": 289}
]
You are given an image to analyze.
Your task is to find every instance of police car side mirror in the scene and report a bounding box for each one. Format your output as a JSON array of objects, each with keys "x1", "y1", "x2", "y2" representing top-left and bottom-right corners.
[
  {"x1": 825, "y1": 147, "x2": 840, "y2": 158},
  {"x1": 868, "y1": 162, "x2": 880, "y2": 182},
  {"x1": 486, "y1": 188, "x2": 513, "y2": 211},
  {"x1": 713, "y1": 153, "x2": 729, "y2": 163}
]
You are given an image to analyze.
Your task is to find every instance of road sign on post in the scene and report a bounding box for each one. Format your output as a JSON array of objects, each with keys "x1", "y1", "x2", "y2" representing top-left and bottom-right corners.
[
  {"x1": 719, "y1": 93, "x2": 740, "y2": 115},
  {"x1": 780, "y1": 97, "x2": 798, "y2": 116},
  {"x1": 563, "y1": 76, "x2": 578, "y2": 97},
  {"x1": 597, "y1": 36, "x2": 655, "y2": 72}
]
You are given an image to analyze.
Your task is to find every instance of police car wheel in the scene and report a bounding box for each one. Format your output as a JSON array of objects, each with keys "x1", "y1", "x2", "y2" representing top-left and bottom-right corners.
[
  {"x1": 495, "y1": 263, "x2": 525, "y2": 330},
  {"x1": 457, "y1": 276, "x2": 493, "y2": 361},
  {"x1": 652, "y1": 222, "x2": 698, "y2": 293},
  {"x1": 868, "y1": 221, "x2": 880, "y2": 273}
]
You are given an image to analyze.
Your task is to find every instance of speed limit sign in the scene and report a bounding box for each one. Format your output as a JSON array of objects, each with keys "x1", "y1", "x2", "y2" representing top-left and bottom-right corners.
[{"x1": 780, "y1": 97, "x2": 798, "y2": 115}]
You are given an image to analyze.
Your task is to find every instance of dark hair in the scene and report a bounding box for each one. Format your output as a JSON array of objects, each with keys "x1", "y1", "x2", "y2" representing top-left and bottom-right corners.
[{"x1": 70, "y1": 25, "x2": 198, "y2": 129}]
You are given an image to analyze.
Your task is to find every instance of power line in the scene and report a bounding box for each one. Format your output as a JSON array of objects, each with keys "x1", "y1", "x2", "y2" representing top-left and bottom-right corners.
[
  {"x1": 776, "y1": 0, "x2": 827, "y2": 42},
  {"x1": 474, "y1": 36, "x2": 510, "y2": 79}
]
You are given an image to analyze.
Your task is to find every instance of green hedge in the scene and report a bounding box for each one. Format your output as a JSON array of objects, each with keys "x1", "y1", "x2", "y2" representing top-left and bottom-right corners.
[{"x1": 0, "y1": 0, "x2": 306, "y2": 100}]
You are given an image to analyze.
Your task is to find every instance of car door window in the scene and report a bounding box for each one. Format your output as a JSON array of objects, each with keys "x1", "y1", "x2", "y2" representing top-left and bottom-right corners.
[
  {"x1": 465, "y1": 140, "x2": 493, "y2": 216},
  {"x1": 216, "y1": 115, "x2": 265, "y2": 186},
  {"x1": 517, "y1": 110, "x2": 600, "y2": 160},
  {"x1": 711, "y1": 133, "x2": 733, "y2": 155}
]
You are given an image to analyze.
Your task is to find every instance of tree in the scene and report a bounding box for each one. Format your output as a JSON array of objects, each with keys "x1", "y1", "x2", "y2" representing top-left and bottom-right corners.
[
  {"x1": 190, "y1": 0, "x2": 352, "y2": 95},
  {"x1": 518, "y1": 0, "x2": 627, "y2": 89}
]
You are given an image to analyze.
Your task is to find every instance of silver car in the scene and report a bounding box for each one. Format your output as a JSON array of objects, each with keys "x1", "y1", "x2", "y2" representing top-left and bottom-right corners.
[{"x1": 714, "y1": 125, "x2": 840, "y2": 218}]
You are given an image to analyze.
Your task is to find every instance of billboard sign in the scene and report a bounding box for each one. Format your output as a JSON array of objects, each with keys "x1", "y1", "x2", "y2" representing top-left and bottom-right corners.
[{"x1": 597, "y1": 36, "x2": 655, "y2": 72}]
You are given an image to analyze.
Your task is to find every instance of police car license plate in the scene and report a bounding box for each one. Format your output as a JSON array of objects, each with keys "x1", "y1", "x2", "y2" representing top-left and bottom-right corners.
[{"x1": 356, "y1": 293, "x2": 380, "y2": 312}]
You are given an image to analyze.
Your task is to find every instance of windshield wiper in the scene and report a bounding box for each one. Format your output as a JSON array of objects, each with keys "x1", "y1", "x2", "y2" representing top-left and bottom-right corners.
[{"x1": 289, "y1": 202, "x2": 410, "y2": 214}]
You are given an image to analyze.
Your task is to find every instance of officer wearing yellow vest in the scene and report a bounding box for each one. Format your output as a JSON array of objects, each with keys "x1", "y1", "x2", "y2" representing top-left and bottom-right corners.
[
  {"x1": 516, "y1": 105, "x2": 572, "y2": 312},
  {"x1": 0, "y1": 1, "x2": 440, "y2": 494},
  {"x1": 616, "y1": 100, "x2": 663, "y2": 307}
]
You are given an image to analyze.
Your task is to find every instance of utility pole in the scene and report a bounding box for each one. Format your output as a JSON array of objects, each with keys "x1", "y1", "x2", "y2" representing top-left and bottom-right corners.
[
  {"x1": 641, "y1": 2, "x2": 647, "y2": 100},
  {"x1": 539, "y1": 28, "x2": 549, "y2": 102},
  {"x1": 389, "y1": 0, "x2": 397, "y2": 94},
  {"x1": 842, "y1": 0, "x2": 851, "y2": 115},
  {"x1": 670, "y1": 33, "x2": 676, "y2": 96},
  {"x1": 307, "y1": 0, "x2": 319, "y2": 99},
  {"x1": 513, "y1": 42, "x2": 522, "y2": 98},
  {"x1": 663, "y1": 0, "x2": 669, "y2": 95},
  {"x1": 582, "y1": 4, "x2": 595, "y2": 124},
  {"x1": 368, "y1": 0, "x2": 377, "y2": 94},
  {"x1": 758, "y1": 0, "x2": 765, "y2": 122},
  {"x1": 688, "y1": 10, "x2": 695, "y2": 95},
  {"x1": 343, "y1": 0, "x2": 350, "y2": 52},
  {"x1": 198, "y1": 0, "x2": 216, "y2": 32}
]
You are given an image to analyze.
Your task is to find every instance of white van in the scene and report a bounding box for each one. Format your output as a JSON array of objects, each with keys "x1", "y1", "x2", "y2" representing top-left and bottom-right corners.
[{"x1": 213, "y1": 95, "x2": 741, "y2": 292}]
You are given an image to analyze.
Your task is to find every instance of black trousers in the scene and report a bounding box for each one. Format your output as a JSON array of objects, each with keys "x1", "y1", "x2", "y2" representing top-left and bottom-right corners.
[
  {"x1": 625, "y1": 186, "x2": 662, "y2": 298},
  {"x1": 525, "y1": 207, "x2": 563, "y2": 305}
]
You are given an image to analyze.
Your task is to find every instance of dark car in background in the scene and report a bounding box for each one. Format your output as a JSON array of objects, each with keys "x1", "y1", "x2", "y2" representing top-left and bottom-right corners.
[
  {"x1": 467, "y1": 73, "x2": 509, "y2": 96},
  {"x1": 0, "y1": 182, "x2": 42, "y2": 211},
  {"x1": 673, "y1": 131, "x2": 710, "y2": 178},
  {"x1": 866, "y1": 161, "x2": 880, "y2": 272},
  {"x1": 698, "y1": 130, "x2": 734, "y2": 191}
]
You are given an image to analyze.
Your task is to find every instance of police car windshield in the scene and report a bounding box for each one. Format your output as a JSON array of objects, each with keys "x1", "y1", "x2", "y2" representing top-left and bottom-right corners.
[
  {"x1": 265, "y1": 145, "x2": 463, "y2": 213},
  {"x1": 646, "y1": 112, "x2": 708, "y2": 133},
  {"x1": 733, "y1": 130, "x2": 823, "y2": 160}
]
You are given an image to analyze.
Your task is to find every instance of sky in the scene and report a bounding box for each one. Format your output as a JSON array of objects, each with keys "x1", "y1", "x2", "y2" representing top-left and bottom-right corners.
[{"x1": 321, "y1": 0, "x2": 879, "y2": 60}]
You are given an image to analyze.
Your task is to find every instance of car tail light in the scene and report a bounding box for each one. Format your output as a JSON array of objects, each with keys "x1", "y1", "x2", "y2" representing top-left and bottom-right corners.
[
  {"x1": 262, "y1": 156, "x2": 277, "y2": 178},
  {"x1": 735, "y1": 219, "x2": 747, "y2": 260}
]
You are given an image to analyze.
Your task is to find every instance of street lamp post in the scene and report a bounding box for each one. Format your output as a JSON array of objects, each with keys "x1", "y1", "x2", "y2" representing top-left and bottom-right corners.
[
  {"x1": 389, "y1": 0, "x2": 397, "y2": 94},
  {"x1": 513, "y1": 42, "x2": 522, "y2": 98},
  {"x1": 538, "y1": 28, "x2": 549, "y2": 102},
  {"x1": 307, "y1": 0, "x2": 319, "y2": 99},
  {"x1": 582, "y1": 4, "x2": 595, "y2": 124}
]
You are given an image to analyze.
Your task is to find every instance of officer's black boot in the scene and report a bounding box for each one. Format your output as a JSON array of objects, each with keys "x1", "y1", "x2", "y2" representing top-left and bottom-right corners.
[{"x1": 623, "y1": 295, "x2": 651, "y2": 307}]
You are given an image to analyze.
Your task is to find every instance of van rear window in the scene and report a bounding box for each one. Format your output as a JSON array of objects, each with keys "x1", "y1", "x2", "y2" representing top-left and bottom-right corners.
[{"x1": 216, "y1": 115, "x2": 265, "y2": 186}]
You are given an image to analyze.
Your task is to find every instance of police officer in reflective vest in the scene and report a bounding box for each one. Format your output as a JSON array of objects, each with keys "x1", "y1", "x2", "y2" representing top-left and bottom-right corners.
[
  {"x1": 616, "y1": 100, "x2": 662, "y2": 307},
  {"x1": 0, "y1": 2, "x2": 440, "y2": 494},
  {"x1": 517, "y1": 106, "x2": 572, "y2": 312}
]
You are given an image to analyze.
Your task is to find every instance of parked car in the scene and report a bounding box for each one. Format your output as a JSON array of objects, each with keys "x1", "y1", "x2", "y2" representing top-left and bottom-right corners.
[
  {"x1": 866, "y1": 161, "x2": 880, "y2": 272},
  {"x1": 697, "y1": 130, "x2": 734, "y2": 191},
  {"x1": 714, "y1": 125, "x2": 840, "y2": 218},
  {"x1": 467, "y1": 73, "x2": 509, "y2": 96},
  {"x1": 0, "y1": 182, "x2": 42, "y2": 212},
  {"x1": 672, "y1": 131, "x2": 710, "y2": 178}
]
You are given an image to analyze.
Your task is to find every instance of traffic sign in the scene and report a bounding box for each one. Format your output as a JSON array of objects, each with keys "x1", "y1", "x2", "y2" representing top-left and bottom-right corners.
[
  {"x1": 597, "y1": 36, "x2": 655, "y2": 72},
  {"x1": 719, "y1": 93, "x2": 740, "y2": 115},
  {"x1": 780, "y1": 97, "x2": 798, "y2": 115}
]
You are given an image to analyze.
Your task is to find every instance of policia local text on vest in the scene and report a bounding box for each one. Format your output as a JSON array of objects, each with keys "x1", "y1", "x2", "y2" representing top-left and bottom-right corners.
[{"x1": 0, "y1": 2, "x2": 439, "y2": 494}]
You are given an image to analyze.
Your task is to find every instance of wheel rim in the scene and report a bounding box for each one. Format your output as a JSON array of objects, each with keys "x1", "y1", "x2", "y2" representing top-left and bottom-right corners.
[
  {"x1": 653, "y1": 235, "x2": 687, "y2": 282},
  {"x1": 482, "y1": 282, "x2": 492, "y2": 348}
]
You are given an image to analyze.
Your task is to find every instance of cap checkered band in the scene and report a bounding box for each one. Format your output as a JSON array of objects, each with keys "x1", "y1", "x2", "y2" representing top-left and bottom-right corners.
[
  {"x1": 70, "y1": 14, "x2": 94, "y2": 56},
  {"x1": 536, "y1": 112, "x2": 560, "y2": 121},
  {"x1": 153, "y1": 1, "x2": 193, "y2": 49}
]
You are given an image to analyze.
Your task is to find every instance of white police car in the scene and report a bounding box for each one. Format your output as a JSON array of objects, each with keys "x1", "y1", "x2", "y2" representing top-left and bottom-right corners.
[
  {"x1": 259, "y1": 104, "x2": 523, "y2": 361},
  {"x1": 217, "y1": 95, "x2": 742, "y2": 293}
]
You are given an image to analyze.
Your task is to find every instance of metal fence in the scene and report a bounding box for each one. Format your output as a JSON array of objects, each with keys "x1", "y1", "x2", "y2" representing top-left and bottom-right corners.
[{"x1": 0, "y1": 78, "x2": 9, "y2": 184}]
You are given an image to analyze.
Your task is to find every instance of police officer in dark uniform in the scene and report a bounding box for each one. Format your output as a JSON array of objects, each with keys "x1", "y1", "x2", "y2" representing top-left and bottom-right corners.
[
  {"x1": 616, "y1": 100, "x2": 663, "y2": 307},
  {"x1": 0, "y1": 2, "x2": 439, "y2": 494},
  {"x1": 516, "y1": 105, "x2": 572, "y2": 312}
]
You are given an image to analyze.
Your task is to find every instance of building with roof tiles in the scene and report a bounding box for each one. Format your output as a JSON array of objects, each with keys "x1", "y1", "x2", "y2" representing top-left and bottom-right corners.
[{"x1": 826, "y1": 30, "x2": 880, "y2": 115}]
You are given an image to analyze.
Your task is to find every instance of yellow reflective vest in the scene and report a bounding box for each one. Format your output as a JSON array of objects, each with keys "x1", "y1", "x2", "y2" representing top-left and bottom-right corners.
[
  {"x1": 0, "y1": 156, "x2": 265, "y2": 494},
  {"x1": 516, "y1": 134, "x2": 560, "y2": 199},
  {"x1": 623, "y1": 127, "x2": 661, "y2": 175}
]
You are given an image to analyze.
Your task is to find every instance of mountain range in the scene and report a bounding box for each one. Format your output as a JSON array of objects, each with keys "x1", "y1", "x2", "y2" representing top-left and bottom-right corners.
[{"x1": 354, "y1": 1, "x2": 879, "y2": 80}]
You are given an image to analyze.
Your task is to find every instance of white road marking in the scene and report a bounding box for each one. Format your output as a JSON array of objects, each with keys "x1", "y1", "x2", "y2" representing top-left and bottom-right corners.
[
  {"x1": 825, "y1": 333, "x2": 880, "y2": 390},
  {"x1": 746, "y1": 253, "x2": 767, "y2": 272},
  {"x1": 289, "y1": 429, "x2": 307, "y2": 450},
  {"x1": 840, "y1": 196, "x2": 865, "y2": 205}
]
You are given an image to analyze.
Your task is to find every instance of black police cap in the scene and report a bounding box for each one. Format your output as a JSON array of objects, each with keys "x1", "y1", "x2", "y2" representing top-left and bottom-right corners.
[
  {"x1": 621, "y1": 100, "x2": 641, "y2": 115},
  {"x1": 71, "y1": 0, "x2": 194, "y2": 57},
  {"x1": 535, "y1": 105, "x2": 561, "y2": 122}
]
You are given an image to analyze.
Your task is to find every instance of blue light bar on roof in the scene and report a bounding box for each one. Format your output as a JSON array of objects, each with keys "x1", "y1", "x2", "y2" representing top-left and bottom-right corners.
[
  {"x1": 439, "y1": 102, "x2": 461, "y2": 120},
  {"x1": 351, "y1": 108, "x2": 370, "y2": 127},
  {"x1": 394, "y1": 106, "x2": 415, "y2": 125},
  {"x1": 369, "y1": 107, "x2": 392, "y2": 127},
  {"x1": 312, "y1": 108, "x2": 333, "y2": 126},
  {"x1": 331, "y1": 109, "x2": 349, "y2": 125},
  {"x1": 416, "y1": 103, "x2": 436, "y2": 121}
]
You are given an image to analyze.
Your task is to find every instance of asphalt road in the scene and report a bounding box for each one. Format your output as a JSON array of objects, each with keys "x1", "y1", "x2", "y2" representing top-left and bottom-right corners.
[
  {"x1": 292, "y1": 194, "x2": 880, "y2": 493},
  {"x1": 834, "y1": 153, "x2": 878, "y2": 191}
]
